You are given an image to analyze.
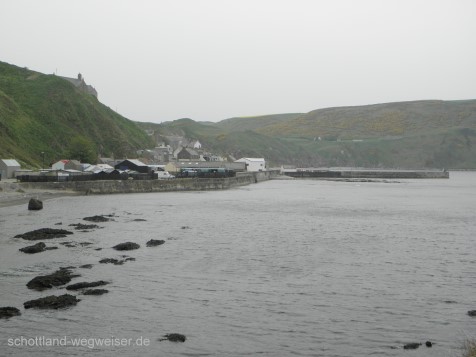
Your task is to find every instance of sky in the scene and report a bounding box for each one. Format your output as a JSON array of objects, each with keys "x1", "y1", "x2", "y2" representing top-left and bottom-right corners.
[{"x1": 1, "y1": 0, "x2": 475, "y2": 123}]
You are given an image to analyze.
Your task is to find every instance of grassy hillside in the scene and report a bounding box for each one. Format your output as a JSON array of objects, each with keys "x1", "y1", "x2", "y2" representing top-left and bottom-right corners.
[
  {"x1": 216, "y1": 113, "x2": 302, "y2": 132},
  {"x1": 254, "y1": 100, "x2": 476, "y2": 140},
  {"x1": 149, "y1": 100, "x2": 476, "y2": 169},
  {"x1": 0, "y1": 61, "x2": 154, "y2": 168}
]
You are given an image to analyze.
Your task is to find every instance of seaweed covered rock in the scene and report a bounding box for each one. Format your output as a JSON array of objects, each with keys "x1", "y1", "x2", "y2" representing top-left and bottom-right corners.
[
  {"x1": 83, "y1": 289, "x2": 109, "y2": 295},
  {"x1": 0, "y1": 307, "x2": 21, "y2": 319},
  {"x1": 24, "y1": 294, "x2": 80, "y2": 309},
  {"x1": 83, "y1": 215, "x2": 113, "y2": 222},
  {"x1": 15, "y1": 228, "x2": 73, "y2": 241},
  {"x1": 66, "y1": 281, "x2": 109, "y2": 291},
  {"x1": 112, "y1": 242, "x2": 140, "y2": 251},
  {"x1": 26, "y1": 268, "x2": 79, "y2": 291},
  {"x1": 468, "y1": 310, "x2": 476, "y2": 317},
  {"x1": 69, "y1": 223, "x2": 101, "y2": 230},
  {"x1": 28, "y1": 198, "x2": 43, "y2": 210},
  {"x1": 99, "y1": 257, "x2": 135, "y2": 265},
  {"x1": 20, "y1": 242, "x2": 45, "y2": 254},
  {"x1": 146, "y1": 239, "x2": 165, "y2": 247},
  {"x1": 403, "y1": 343, "x2": 421, "y2": 350},
  {"x1": 19, "y1": 242, "x2": 58, "y2": 254},
  {"x1": 160, "y1": 333, "x2": 186, "y2": 342}
]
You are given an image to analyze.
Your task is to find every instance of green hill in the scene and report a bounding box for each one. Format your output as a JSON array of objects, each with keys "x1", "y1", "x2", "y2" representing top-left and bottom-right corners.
[
  {"x1": 0, "y1": 61, "x2": 154, "y2": 168},
  {"x1": 253, "y1": 100, "x2": 476, "y2": 140},
  {"x1": 150, "y1": 100, "x2": 476, "y2": 169}
]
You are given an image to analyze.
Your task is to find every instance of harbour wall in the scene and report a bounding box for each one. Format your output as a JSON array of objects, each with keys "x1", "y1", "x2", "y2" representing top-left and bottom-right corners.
[
  {"x1": 284, "y1": 169, "x2": 449, "y2": 179},
  {"x1": 15, "y1": 171, "x2": 275, "y2": 195}
]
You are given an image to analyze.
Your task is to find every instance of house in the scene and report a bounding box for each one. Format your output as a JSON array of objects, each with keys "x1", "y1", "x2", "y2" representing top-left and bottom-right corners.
[
  {"x1": 64, "y1": 160, "x2": 82, "y2": 171},
  {"x1": 176, "y1": 147, "x2": 200, "y2": 161},
  {"x1": 189, "y1": 140, "x2": 202, "y2": 150},
  {"x1": 0, "y1": 159, "x2": 21, "y2": 179},
  {"x1": 114, "y1": 159, "x2": 150, "y2": 173},
  {"x1": 235, "y1": 158, "x2": 266, "y2": 172},
  {"x1": 51, "y1": 160, "x2": 83, "y2": 171}
]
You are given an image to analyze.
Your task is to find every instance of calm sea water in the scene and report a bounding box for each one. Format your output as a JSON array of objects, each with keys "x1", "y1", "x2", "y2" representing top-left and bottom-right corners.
[{"x1": 1, "y1": 172, "x2": 475, "y2": 357}]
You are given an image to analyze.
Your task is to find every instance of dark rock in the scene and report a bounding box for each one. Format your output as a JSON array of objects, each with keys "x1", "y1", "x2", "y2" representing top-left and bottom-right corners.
[
  {"x1": 28, "y1": 198, "x2": 43, "y2": 210},
  {"x1": 94, "y1": 248, "x2": 102, "y2": 251},
  {"x1": 79, "y1": 264, "x2": 93, "y2": 269},
  {"x1": 69, "y1": 223, "x2": 101, "y2": 230},
  {"x1": 468, "y1": 310, "x2": 476, "y2": 317},
  {"x1": 83, "y1": 289, "x2": 109, "y2": 295},
  {"x1": 26, "y1": 268, "x2": 79, "y2": 291},
  {"x1": 83, "y1": 215, "x2": 113, "y2": 222},
  {"x1": 54, "y1": 222, "x2": 62, "y2": 225},
  {"x1": 112, "y1": 242, "x2": 140, "y2": 251},
  {"x1": 99, "y1": 258, "x2": 122, "y2": 265},
  {"x1": 14, "y1": 228, "x2": 73, "y2": 241},
  {"x1": 133, "y1": 218, "x2": 147, "y2": 222},
  {"x1": 79, "y1": 242, "x2": 93, "y2": 246},
  {"x1": 425, "y1": 341, "x2": 433, "y2": 347},
  {"x1": 146, "y1": 239, "x2": 165, "y2": 247},
  {"x1": 24, "y1": 294, "x2": 80, "y2": 309},
  {"x1": 181, "y1": 226, "x2": 190, "y2": 229},
  {"x1": 19, "y1": 242, "x2": 46, "y2": 254},
  {"x1": 66, "y1": 280, "x2": 109, "y2": 291},
  {"x1": 160, "y1": 333, "x2": 186, "y2": 342},
  {"x1": 403, "y1": 343, "x2": 421, "y2": 350},
  {"x1": 19, "y1": 242, "x2": 58, "y2": 254},
  {"x1": 99, "y1": 257, "x2": 134, "y2": 265},
  {"x1": 0, "y1": 307, "x2": 21, "y2": 319}
]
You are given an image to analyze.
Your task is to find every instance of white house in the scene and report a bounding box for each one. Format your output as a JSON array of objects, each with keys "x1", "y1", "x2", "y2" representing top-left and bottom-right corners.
[
  {"x1": 235, "y1": 158, "x2": 266, "y2": 172},
  {"x1": 51, "y1": 160, "x2": 69, "y2": 170},
  {"x1": 0, "y1": 159, "x2": 21, "y2": 179}
]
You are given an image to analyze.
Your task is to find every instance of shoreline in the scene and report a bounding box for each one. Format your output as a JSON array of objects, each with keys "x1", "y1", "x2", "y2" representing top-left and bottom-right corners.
[
  {"x1": 0, "y1": 171, "x2": 274, "y2": 208},
  {"x1": 0, "y1": 180, "x2": 80, "y2": 208}
]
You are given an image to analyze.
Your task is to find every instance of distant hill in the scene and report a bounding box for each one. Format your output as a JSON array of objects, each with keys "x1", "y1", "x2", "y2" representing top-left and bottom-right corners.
[
  {"x1": 251, "y1": 100, "x2": 476, "y2": 140},
  {"x1": 0, "y1": 61, "x2": 154, "y2": 167},
  {"x1": 149, "y1": 100, "x2": 476, "y2": 169}
]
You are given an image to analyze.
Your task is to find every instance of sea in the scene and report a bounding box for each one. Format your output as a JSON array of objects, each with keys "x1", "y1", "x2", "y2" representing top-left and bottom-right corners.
[{"x1": 1, "y1": 172, "x2": 475, "y2": 357}]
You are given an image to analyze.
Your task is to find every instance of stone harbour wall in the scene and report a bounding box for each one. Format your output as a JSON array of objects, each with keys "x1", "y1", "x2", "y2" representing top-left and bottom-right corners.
[{"x1": 16, "y1": 171, "x2": 276, "y2": 195}]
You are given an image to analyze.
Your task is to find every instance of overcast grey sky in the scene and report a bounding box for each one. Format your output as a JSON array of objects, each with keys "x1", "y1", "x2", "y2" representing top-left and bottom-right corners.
[{"x1": 1, "y1": 0, "x2": 475, "y2": 123}]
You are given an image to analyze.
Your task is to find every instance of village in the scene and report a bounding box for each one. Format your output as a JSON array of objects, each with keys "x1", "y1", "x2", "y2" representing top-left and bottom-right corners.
[{"x1": 0, "y1": 140, "x2": 267, "y2": 182}]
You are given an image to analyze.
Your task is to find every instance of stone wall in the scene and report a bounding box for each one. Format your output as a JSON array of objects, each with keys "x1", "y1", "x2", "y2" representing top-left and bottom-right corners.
[{"x1": 16, "y1": 172, "x2": 276, "y2": 195}]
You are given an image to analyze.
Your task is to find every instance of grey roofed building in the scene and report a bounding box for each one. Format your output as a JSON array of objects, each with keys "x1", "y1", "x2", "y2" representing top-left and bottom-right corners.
[
  {"x1": 0, "y1": 159, "x2": 21, "y2": 179},
  {"x1": 115, "y1": 159, "x2": 150, "y2": 173},
  {"x1": 177, "y1": 147, "x2": 200, "y2": 161}
]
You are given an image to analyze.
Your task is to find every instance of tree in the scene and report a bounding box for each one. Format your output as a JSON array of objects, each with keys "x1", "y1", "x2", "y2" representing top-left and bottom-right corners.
[{"x1": 67, "y1": 136, "x2": 96, "y2": 163}]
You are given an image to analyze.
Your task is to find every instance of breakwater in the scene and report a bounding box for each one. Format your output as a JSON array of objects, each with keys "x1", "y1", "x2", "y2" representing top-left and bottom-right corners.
[
  {"x1": 15, "y1": 171, "x2": 275, "y2": 195},
  {"x1": 284, "y1": 169, "x2": 449, "y2": 179}
]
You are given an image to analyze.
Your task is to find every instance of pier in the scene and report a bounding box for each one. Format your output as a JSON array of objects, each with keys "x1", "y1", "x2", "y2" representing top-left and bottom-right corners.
[{"x1": 283, "y1": 168, "x2": 449, "y2": 179}]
